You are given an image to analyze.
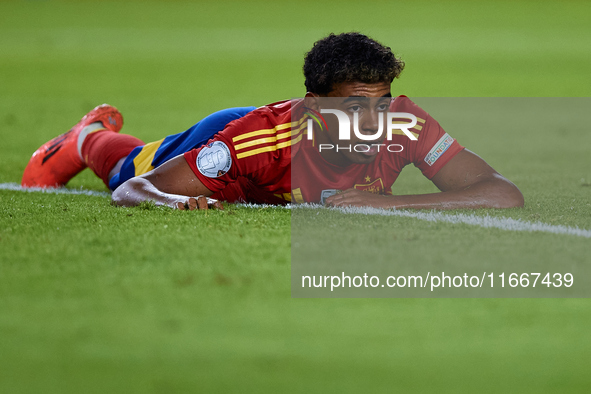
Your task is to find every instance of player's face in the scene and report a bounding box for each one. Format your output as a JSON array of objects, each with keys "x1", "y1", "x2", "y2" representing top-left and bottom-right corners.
[{"x1": 320, "y1": 81, "x2": 392, "y2": 165}]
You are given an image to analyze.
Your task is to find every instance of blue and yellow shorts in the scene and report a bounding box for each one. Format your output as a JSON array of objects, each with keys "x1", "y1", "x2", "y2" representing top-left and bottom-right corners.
[{"x1": 108, "y1": 106, "x2": 256, "y2": 190}]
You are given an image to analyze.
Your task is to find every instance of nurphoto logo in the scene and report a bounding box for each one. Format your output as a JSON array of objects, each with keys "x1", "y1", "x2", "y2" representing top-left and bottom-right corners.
[{"x1": 304, "y1": 106, "x2": 418, "y2": 154}]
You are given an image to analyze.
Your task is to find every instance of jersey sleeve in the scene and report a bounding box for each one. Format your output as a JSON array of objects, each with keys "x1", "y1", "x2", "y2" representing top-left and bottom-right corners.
[
  {"x1": 183, "y1": 107, "x2": 291, "y2": 193},
  {"x1": 393, "y1": 97, "x2": 464, "y2": 179},
  {"x1": 411, "y1": 114, "x2": 464, "y2": 179}
]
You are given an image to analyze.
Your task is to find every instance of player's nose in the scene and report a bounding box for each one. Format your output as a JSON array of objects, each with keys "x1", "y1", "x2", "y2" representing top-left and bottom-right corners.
[{"x1": 359, "y1": 111, "x2": 384, "y2": 135}]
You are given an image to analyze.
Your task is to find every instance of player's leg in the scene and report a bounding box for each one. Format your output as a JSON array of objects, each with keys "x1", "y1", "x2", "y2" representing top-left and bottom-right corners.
[
  {"x1": 22, "y1": 104, "x2": 256, "y2": 191},
  {"x1": 21, "y1": 104, "x2": 125, "y2": 188},
  {"x1": 80, "y1": 131, "x2": 145, "y2": 188}
]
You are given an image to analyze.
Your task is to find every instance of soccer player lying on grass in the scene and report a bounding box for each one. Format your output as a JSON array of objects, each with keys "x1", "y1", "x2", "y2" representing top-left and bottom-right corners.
[{"x1": 21, "y1": 32, "x2": 523, "y2": 210}]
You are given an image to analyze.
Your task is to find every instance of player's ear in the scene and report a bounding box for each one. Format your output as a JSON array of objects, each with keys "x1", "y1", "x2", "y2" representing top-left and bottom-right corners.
[{"x1": 304, "y1": 92, "x2": 320, "y2": 111}]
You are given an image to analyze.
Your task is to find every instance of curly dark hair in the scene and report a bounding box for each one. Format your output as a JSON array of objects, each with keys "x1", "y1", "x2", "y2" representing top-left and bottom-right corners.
[{"x1": 303, "y1": 32, "x2": 405, "y2": 95}]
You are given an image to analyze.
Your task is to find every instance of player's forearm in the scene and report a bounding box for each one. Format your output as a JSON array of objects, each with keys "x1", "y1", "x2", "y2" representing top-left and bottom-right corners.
[
  {"x1": 391, "y1": 178, "x2": 524, "y2": 209},
  {"x1": 111, "y1": 177, "x2": 191, "y2": 208},
  {"x1": 326, "y1": 177, "x2": 524, "y2": 210}
]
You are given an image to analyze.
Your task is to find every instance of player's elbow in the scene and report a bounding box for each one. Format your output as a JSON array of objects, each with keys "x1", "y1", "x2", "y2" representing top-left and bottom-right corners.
[
  {"x1": 490, "y1": 177, "x2": 524, "y2": 209},
  {"x1": 110, "y1": 183, "x2": 128, "y2": 207},
  {"x1": 111, "y1": 177, "x2": 143, "y2": 207},
  {"x1": 498, "y1": 187, "x2": 524, "y2": 209}
]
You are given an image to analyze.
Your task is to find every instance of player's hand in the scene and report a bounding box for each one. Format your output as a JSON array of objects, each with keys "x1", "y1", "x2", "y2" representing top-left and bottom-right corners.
[
  {"x1": 176, "y1": 196, "x2": 223, "y2": 210},
  {"x1": 324, "y1": 188, "x2": 395, "y2": 209}
]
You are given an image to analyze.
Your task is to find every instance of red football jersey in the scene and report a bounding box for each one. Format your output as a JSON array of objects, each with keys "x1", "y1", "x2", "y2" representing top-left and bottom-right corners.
[{"x1": 184, "y1": 97, "x2": 464, "y2": 204}]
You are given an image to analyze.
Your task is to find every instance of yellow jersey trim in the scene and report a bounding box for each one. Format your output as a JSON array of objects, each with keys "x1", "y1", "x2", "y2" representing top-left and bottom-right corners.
[
  {"x1": 231, "y1": 118, "x2": 305, "y2": 143},
  {"x1": 236, "y1": 133, "x2": 303, "y2": 159},
  {"x1": 292, "y1": 188, "x2": 304, "y2": 204},
  {"x1": 234, "y1": 130, "x2": 291, "y2": 151}
]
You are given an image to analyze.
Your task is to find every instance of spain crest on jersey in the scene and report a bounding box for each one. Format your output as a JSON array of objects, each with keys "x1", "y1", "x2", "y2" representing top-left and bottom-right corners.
[{"x1": 353, "y1": 177, "x2": 385, "y2": 194}]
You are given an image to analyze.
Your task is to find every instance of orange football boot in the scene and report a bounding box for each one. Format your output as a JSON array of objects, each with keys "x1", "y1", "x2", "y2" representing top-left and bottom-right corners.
[{"x1": 21, "y1": 104, "x2": 123, "y2": 188}]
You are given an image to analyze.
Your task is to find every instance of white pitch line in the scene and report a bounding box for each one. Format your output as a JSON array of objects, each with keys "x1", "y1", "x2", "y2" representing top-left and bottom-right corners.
[
  {"x1": 235, "y1": 202, "x2": 292, "y2": 209},
  {"x1": 292, "y1": 204, "x2": 591, "y2": 239},
  {"x1": 0, "y1": 182, "x2": 110, "y2": 197},
  {"x1": 3, "y1": 182, "x2": 590, "y2": 238}
]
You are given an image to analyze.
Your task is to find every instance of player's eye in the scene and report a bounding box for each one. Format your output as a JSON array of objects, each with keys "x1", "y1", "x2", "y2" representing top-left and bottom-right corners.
[
  {"x1": 377, "y1": 103, "x2": 389, "y2": 112},
  {"x1": 348, "y1": 105, "x2": 363, "y2": 113}
]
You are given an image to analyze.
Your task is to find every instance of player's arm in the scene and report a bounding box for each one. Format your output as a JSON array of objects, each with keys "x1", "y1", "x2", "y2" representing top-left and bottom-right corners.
[
  {"x1": 326, "y1": 149, "x2": 524, "y2": 209},
  {"x1": 111, "y1": 155, "x2": 222, "y2": 210}
]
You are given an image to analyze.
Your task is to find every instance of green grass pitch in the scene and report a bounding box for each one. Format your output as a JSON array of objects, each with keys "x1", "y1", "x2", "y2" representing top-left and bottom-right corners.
[{"x1": 1, "y1": 0, "x2": 591, "y2": 392}]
